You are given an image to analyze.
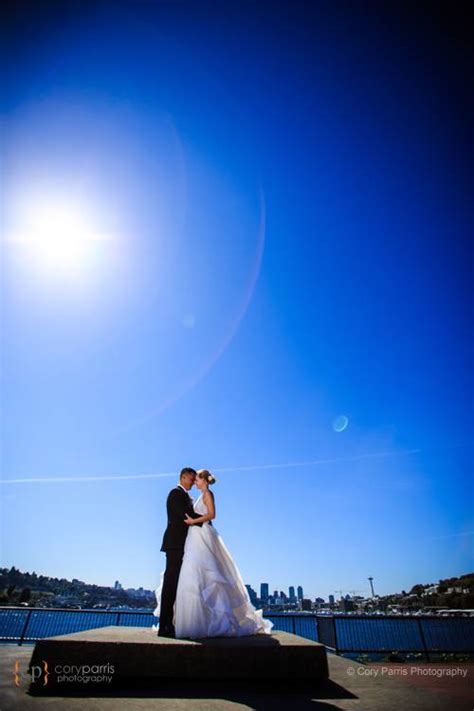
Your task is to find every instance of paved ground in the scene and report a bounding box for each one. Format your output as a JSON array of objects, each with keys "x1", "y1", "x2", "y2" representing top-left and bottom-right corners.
[{"x1": 1, "y1": 644, "x2": 473, "y2": 711}]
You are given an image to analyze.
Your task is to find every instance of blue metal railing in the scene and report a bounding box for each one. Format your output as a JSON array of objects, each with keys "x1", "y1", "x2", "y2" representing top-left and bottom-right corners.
[
  {"x1": 312, "y1": 613, "x2": 474, "y2": 661},
  {"x1": 1, "y1": 607, "x2": 473, "y2": 661}
]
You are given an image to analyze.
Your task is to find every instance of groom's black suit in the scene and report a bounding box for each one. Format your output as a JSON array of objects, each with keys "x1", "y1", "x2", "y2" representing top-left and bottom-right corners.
[{"x1": 158, "y1": 486, "x2": 203, "y2": 635}]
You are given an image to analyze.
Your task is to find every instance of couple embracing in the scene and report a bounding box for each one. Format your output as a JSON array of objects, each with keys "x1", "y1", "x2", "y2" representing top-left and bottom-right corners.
[{"x1": 153, "y1": 467, "x2": 273, "y2": 639}]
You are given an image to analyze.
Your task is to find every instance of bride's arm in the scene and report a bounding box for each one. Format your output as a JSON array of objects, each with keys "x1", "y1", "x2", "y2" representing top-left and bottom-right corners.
[{"x1": 184, "y1": 490, "x2": 215, "y2": 525}]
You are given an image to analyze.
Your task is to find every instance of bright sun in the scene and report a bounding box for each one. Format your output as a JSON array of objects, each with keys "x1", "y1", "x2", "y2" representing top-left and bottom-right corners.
[
  {"x1": 8, "y1": 199, "x2": 111, "y2": 271},
  {"x1": 29, "y1": 206, "x2": 94, "y2": 263}
]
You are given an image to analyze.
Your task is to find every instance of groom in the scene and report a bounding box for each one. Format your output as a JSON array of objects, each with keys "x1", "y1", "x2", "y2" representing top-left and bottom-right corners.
[{"x1": 157, "y1": 467, "x2": 203, "y2": 637}]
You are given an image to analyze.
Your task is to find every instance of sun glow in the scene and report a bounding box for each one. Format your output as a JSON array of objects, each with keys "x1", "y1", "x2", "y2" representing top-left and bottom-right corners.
[{"x1": 7, "y1": 198, "x2": 112, "y2": 271}]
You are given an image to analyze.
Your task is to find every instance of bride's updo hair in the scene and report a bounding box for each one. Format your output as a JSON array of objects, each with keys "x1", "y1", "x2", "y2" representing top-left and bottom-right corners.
[{"x1": 196, "y1": 469, "x2": 217, "y2": 485}]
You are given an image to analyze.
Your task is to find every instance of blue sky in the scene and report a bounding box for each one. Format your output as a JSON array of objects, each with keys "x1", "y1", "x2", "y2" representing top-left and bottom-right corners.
[{"x1": 1, "y1": 1, "x2": 472, "y2": 600}]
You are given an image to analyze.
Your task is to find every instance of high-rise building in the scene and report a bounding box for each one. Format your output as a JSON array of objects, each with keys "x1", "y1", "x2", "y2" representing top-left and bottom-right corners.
[
  {"x1": 114, "y1": 580, "x2": 122, "y2": 590},
  {"x1": 329, "y1": 594, "x2": 335, "y2": 605},
  {"x1": 297, "y1": 585, "x2": 303, "y2": 600},
  {"x1": 289, "y1": 585, "x2": 295, "y2": 601},
  {"x1": 245, "y1": 585, "x2": 257, "y2": 605},
  {"x1": 260, "y1": 583, "x2": 269, "y2": 603}
]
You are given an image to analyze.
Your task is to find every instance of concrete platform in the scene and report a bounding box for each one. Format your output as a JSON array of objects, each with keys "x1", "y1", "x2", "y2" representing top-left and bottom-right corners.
[
  {"x1": 26, "y1": 626, "x2": 329, "y2": 690},
  {"x1": 2, "y1": 641, "x2": 473, "y2": 710}
]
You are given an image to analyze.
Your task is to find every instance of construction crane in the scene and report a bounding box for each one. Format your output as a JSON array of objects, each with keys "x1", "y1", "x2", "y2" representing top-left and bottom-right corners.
[{"x1": 335, "y1": 589, "x2": 364, "y2": 599}]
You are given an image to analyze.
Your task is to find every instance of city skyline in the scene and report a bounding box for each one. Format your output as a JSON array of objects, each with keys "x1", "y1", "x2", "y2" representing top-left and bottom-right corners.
[{"x1": 5, "y1": 564, "x2": 471, "y2": 605}]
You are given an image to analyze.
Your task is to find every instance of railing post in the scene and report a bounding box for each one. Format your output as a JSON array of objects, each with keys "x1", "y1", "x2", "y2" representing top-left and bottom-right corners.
[
  {"x1": 417, "y1": 618, "x2": 430, "y2": 662},
  {"x1": 332, "y1": 615, "x2": 338, "y2": 654},
  {"x1": 292, "y1": 616, "x2": 296, "y2": 634},
  {"x1": 18, "y1": 609, "x2": 33, "y2": 646},
  {"x1": 116, "y1": 612, "x2": 121, "y2": 626}
]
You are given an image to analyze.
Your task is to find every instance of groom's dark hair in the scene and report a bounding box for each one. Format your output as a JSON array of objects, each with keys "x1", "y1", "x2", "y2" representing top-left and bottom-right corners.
[{"x1": 180, "y1": 467, "x2": 197, "y2": 478}]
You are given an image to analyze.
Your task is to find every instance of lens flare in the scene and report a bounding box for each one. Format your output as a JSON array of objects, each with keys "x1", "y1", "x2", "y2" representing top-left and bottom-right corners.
[{"x1": 333, "y1": 415, "x2": 349, "y2": 432}]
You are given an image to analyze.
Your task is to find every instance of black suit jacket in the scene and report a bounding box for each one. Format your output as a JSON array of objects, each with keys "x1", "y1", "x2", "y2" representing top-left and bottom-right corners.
[{"x1": 160, "y1": 486, "x2": 203, "y2": 552}]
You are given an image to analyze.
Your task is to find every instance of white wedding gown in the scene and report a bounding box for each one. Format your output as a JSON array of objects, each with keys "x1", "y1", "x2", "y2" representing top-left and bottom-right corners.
[{"x1": 152, "y1": 493, "x2": 273, "y2": 638}]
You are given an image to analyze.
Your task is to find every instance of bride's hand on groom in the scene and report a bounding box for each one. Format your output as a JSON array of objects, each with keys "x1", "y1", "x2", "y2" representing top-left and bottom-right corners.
[{"x1": 184, "y1": 514, "x2": 195, "y2": 525}]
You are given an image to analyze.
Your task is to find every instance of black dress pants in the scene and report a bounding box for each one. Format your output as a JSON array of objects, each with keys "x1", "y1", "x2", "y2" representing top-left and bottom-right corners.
[{"x1": 159, "y1": 549, "x2": 183, "y2": 631}]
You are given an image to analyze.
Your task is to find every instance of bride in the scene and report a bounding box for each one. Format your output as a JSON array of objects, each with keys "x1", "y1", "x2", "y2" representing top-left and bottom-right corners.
[{"x1": 153, "y1": 469, "x2": 273, "y2": 639}]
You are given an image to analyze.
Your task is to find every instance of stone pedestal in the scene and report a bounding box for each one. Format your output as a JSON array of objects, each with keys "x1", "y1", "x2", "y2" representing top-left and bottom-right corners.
[{"x1": 27, "y1": 626, "x2": 329, "y2": 691}]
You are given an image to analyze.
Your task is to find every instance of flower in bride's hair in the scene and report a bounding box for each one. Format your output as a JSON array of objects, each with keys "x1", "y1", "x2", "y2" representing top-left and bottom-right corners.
[{"x1": 197, "y1": 468, "x2": 217, "y2": 485}]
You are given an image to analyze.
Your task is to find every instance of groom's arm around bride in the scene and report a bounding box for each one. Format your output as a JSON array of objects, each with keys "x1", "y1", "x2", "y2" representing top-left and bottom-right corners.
[{"x1": 160, "y1": 487, "x2": 203, "y2": 551}]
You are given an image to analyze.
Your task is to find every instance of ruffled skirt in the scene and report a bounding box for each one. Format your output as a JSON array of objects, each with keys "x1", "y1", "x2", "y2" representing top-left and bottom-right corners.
[{"x1": 153, "y1": 522, "x2": 273, "y2": 639}]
